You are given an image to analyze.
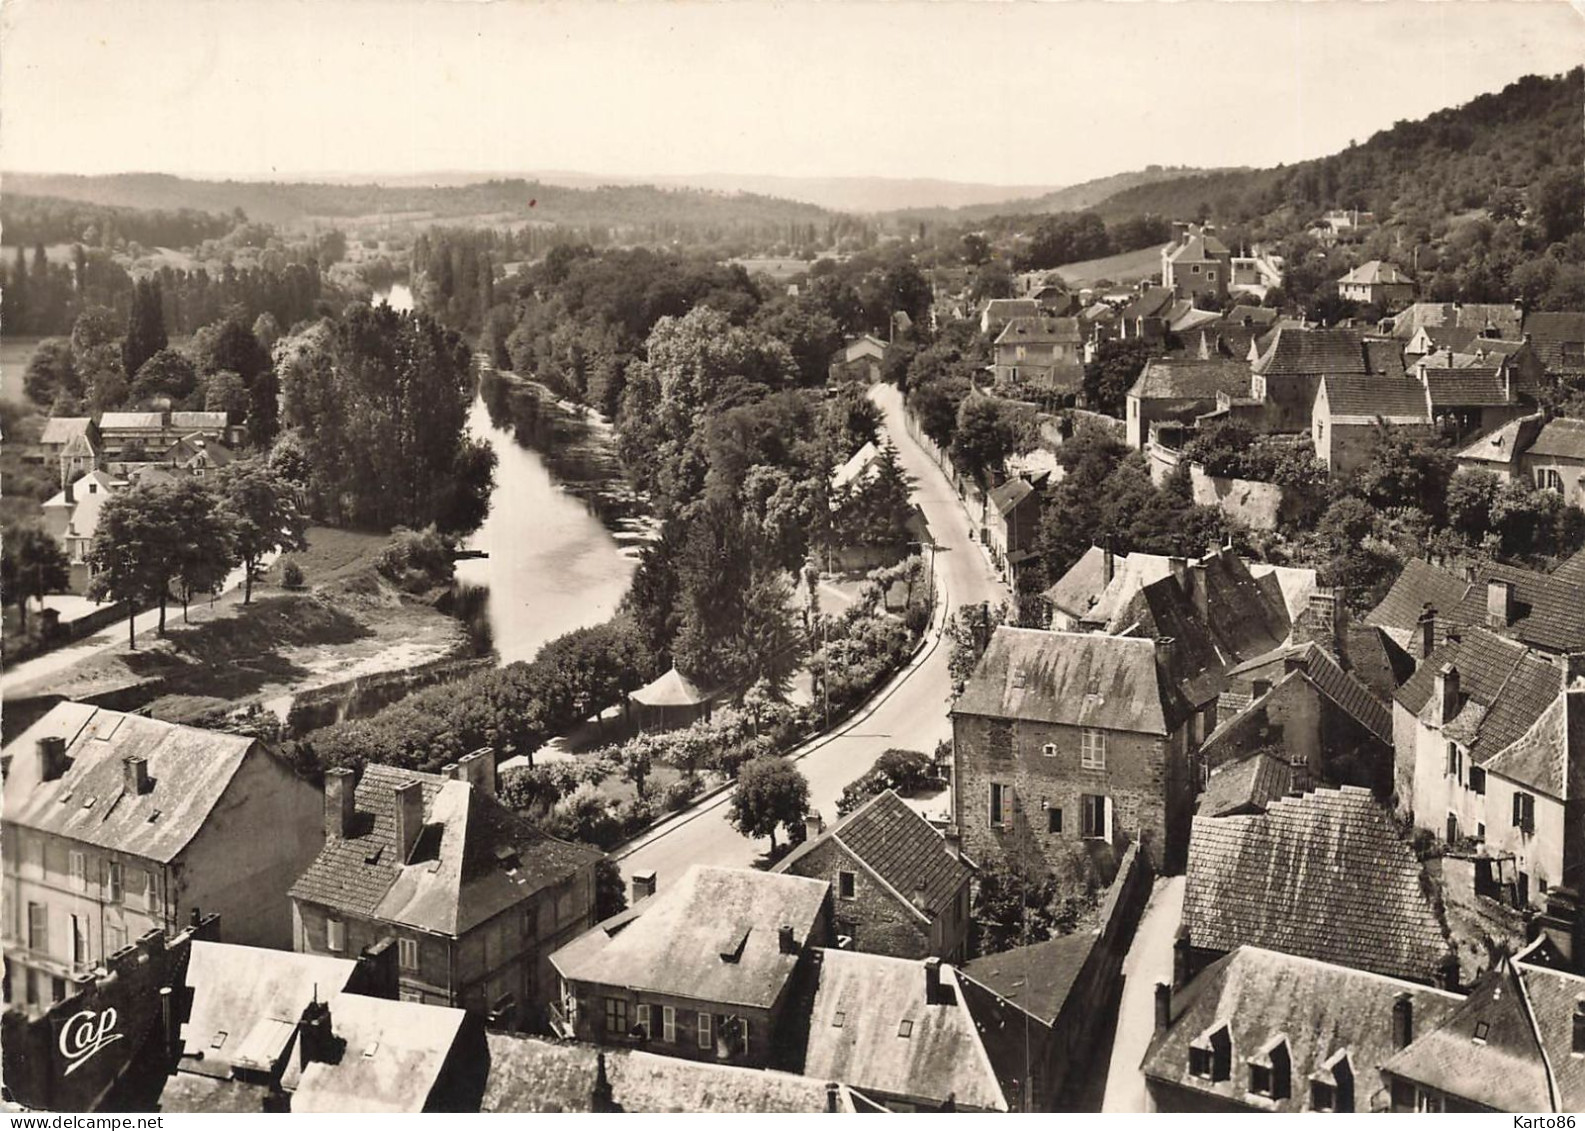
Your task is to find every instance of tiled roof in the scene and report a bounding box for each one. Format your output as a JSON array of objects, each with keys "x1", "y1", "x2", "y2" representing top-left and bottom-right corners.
[
  {"x1": 775, "y1": 790, "x2": 971, "y2": 922},
  {"x1": 1196, "y1": 751, "x2": 1294, "y2": 817},
  {"x1": 953, "y1": 627, "x2": 1191, "y2": 735},
  {"x1": 1365, "y1": 559, "x2": 1471, "y2": 638},
  {"x1": 1527, "y1": 417, "x2": 1585, "y2": 461},
  {"x1": 1220, "y1": 305, "x2": 1278, "y2": 329},
  {"x1": 1042, "y1": 545, "x2": 1111, "y2": 616},
  {"x1": 1339, "y1": 260, "x2": 1413, "y2": 286},
  {"x1": 1521, "y1": 311, "x2": 1585, "y2": 344},
  {"x1": 1252, "y1": 327, "x2": 1372, "y2": 377},
  {"x1": 1171, "y1": 307, "x2": 1223, "y2": 335},
  {"x1": 288, "y1": 763, "x2": 599, "y2": 935},
  {"x1": 994, "y1": 316, "x2": 1081, "y2": 346},
  {"x1": 2, "y1": 703, "x2": 264, "y2": 864},
  {"x1": 1553, "y1": 546, "x2": 1585, "y2": 588},
  {"x1": 799, "y1": 950, "x2": 1006, "y2": 1110},
  {"x1": 1481, "y1": 688, "x2": 1582, "y2": 802},
  {"x1": 283, "y1": 992, "x2": 468, "y2": 1113},
  {"x1": 39, "y1": 416, "x2": 92, "y2": 445},
  {"x1": 1455, "y1": 414, "x2": 1546, "y2": 465},
  {"x1": 1362, "y1": 338, "x2": 1408, "y2": 378},
  {"x1": 1423, "y1": 367, "x2": 1515, "y2": 408},
  {"x1": 1129, "y1": 358, "x2": 1252, "y2": 401},
  {"x1": 1411, "y1": 325, "x2": 1480, "y2": 354},
  {"x1": 983, "y1": 299, "x2": 1038, "y2": 321},
  {"x1": 1394, "y1": 629, "x2": 1563, "y2": 763},
  {"x1": 1142, "y1": 946, "x2": 1464, "y2": 1112},
  {"x1": 550, "y1": 865, "x2": 828, "y2": 1010},
  {"x1": 959, "y1": 931, "x2": 1096, "y2": 1025},
  {"x1": 1114, "y1": 549, "x2": 1294, "y2": 673},
  {"x1": 1391, "y1": 302, "x2": 1524, "y2": 340},
  {"x1": 1167, "y1": 234, "x2": 1230, "y2": 263},
  {"x1": 1449, "y1": 563, "x2": 1585, "y2": 656},
  {"x1": 1294, "y1": 643, "x2": 1394, "y2": 742},
  {"x1": 1514, "y1": 953, "x2": 1585, "y2": 1113},
  {"x1": 1183, "y1": 786, "x2": 1453, "y2": 982},
  {"x1": 988, "y1": 476, "x2": 1035, "y2": 517},
  {"x1": 170, "y1": 411, "x2": 230, "y2": 430},
  {"x1": 1318, "y1": 375, "x2": 1430, "y2": 424},
  {"x1": 479, "y1": 1034, "x2": 840, "y2": 1113},
  {"x1": 1121, "y1": 286, "x2": 1177, "y2": 322}
]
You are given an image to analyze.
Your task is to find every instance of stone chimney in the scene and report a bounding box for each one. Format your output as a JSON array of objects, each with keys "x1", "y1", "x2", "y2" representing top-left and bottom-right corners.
[
  {"x1": 395, "y1": 779, "x2": 425, "y2": 863},
  {"x1": 924, "y1": 956, "x2": 943, "y2": 1004},
  {"x1": 803, "y1": 811, "x2": 824, "y2": 841},
  {"x1": 123, "y1": 755, "x2": 151, "y2": 796},
  {"x1": 1486, "y1": 579, "x2": 1517, "y2": 629},
  {"x1": 1574, "y1": 998, "x2": 1585, "y2": 1057},
  {"x1": 1435, "y1": 663, "x2": 1460, "y2": 726},
  {"x1": 944, "y1": 825, "x2": 962, "y2": 860},
  {"x1": 630, "y1": 870, "x2": 657, "y2": 904},
  {"x1": 325, "y1": 767, "x2": 356, "y2": 839},
  {"x1": 1154, "y1": 982, "x2": 1172, "y2": 1034},
  {"x1": 36, "y1": 736, "x2": 68, "y2": 783},
  {"x1": 298, "y1": 999, "x2": 341, "y2": 1069},
  {"x1": 1154, "y1": 635, "x2": 1177, "y2": 675},
  {"x1": 1102, "y1": 537, "x2": 1116, "y2": 586},
  {"x1": 458, "y1": 747, "x2": 496, "y2": 797},
  {"x1": 778, "y1": 924, "x2": 798, "y2": 956},
  {"x1": 826, "y1": 1083, "x2": 841, "y2": 1113},
  {"x1": 1173, "y1": 933, "x2": 1191, "y2": 987},
  {"x1": 1417, "y1": 604, "x2": 1437, "y2": 661},
  {"x1": 1391, "y1": 992, "x2": 1413, "y2": 1050},
  {"x1": 1189, "y1": 559, "x2": 1209, "y2": 621},
  {"x1": 1168, "y1": 556, "x2": 1189, "y2": 594}
]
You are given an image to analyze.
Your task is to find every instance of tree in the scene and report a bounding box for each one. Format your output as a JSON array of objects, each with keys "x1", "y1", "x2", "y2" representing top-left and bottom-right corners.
[
  {"x1": 122, "y1": 277, "x2": 168, "y2": 379},
  {"x1": 595, "y1": 858, "x2": 628, "y2": 919},
  {"x1": 167, "y1": 479, "x2": 237, "y2": 623},
  {"x1": 251, "y1": 311, "x2": 283, "y2": 354},
  {"x1": 219, "y1": 462, "x2": 309, "y2": 603},
  {"x1": 23, "y1": 338, "x2": 80, "y2": 408},
  {"x1": 203, "y1": 369, "x2": 249, "y2": 420},
  {"x1": 961, "y1": 233, "x2": 991, "y2": 267},
  {"x1": 951, "y1": 395, "x2": 1016, "y2": 489},
  {"x1": 728, "y1": 755, "x2": 809, "y2": 853},
  {"x1": 130, "y1": 348, "x2": 198, "y2": 407},
  {"x1": 87, "y1": 485, "x2": 184, "y2": 645},
  {"x1": 1082, "y1": 339, "x2": 1151, "y2": 417},
  {"x1": 969, "y1": 262, "x2": 1015, "y2": 304},
  {"x1": 2, "y1": 525, "x2": 71, "y2": 632},
  {"x1": 1535, "y1": 166, "x2": 1585, "y2": 245},
  {"x1": 71, "y1": 307, "x2": 127, "y2": 412}
]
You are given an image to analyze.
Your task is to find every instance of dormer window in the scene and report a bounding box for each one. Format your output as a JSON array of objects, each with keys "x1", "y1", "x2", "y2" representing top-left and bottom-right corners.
[
  {"x1": 1189, "y1": 1023, "x2": 1232, "y2": 1082},
  {"x1": 1311, "y1": 1050, "x2": 1354, "y2": 1112},
  {"x1": 1248, "y1": 1034, "x2": 1291, "y2": 1100}
]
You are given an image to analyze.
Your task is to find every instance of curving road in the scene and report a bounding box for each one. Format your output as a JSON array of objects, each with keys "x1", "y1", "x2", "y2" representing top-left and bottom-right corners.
[{"x1": 613, "y1": 384, "x2": 1011, "y2": 891}]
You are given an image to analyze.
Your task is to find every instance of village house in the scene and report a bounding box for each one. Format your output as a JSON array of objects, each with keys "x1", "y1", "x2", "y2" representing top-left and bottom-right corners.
[
  {"x1": 1388, "y1": 300, "x2": 1525, "y2": 343},
  {"x1": 1142, "y1": 945, "x2": 1464, "y2": 1113},
  {"x1": 1226, "y1": 252, "x2": 1284, "y2": 301},
  {"x1": 982, "y1": 472, "x2": 1045, "y2": 585},
  {"x1": 773, "y1": 790, "x2": 973, "y2": 962},
  {"x1": 288, "y1": 753, "x2": 602, "y2": 1029},
  {"x1": 40, "y1": 468, "x2": 128, "y2": 592},
  {"x1": 1521, "y1": 310, "x2": 1585, "y2": 381},
  {"x1": 1194, "y1": 750, "x2": 1294, "y2": 818},
  {"x1": 1335, "y1": 260, "x2": 1416, "y2": 309},
  {"x1": 1309, "y1": 208, "x2": 1377, "y2": 247},
  {"x1": 991, "y1": 316, "x2": 1083, "y2": 392},
  {"x1": 1, "y1": 703, "x2": 325, "y2": 1014},
  {"x1": 1407, "y1": 352, "x2": 1539, "y2": 439},
  {"x1": 548, "y1": 865, "x2": 830, "y2": 1069},
  {"x1": 1455, "y1": 414, "x2": 1585, "y2": 509},
  {"x1": 951, "y1": 626, "x2": 1196, "y2": 882},
  {"x1": 1114, "y1": 285, "x2": 1177, "y2": 347},
  {"x1": 95, "y1": 409, "x2": 240, "y2": 463},
  {"x1": 1160, "y1": 223, "x2": 1231, "y2": 304},
  {"x1": 828, "y1": 335, "x2": 887, "y2": 384},
  {"x1": 37, "y1": 417, "x2": 102, "y2": 490},
  {"x1": 1125, "y1": 358, "x2": 1251, "y2": 449},
  {"x1": 980, "y1": 297, "x2": 1039, "y2": 337},
  {"x1": 1181, "y1": 786, "x2": 1456, "y2": 986},
  {"x1": 1239, "y1": 326, "x2": 1401, "y2": 433},
  {"x1": 1310, "y1": 373, "x2": 1434, "y2": 474}
]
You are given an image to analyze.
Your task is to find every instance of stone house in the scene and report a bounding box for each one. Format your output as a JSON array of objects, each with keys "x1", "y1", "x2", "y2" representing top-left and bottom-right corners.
[
  {"x1": 2, "y1": 702, "x2": 325, "y2": 1014},
  {"x1": 982, "y1": 473, "x2": 1044, "y2": 586},
  {"x1": 1310, "y1": 374, "x2": 1434, "y2": 474},
  {"x1": 951, "y1": 627, "x2": 1196, "y2": 883},
  {"x1": 1161, "y1": 223, "x2": 1231, "y2": 304},
  {"x1": 1335, "y1": 260, "x2": 1416, "y2": 309},
  {"x1": 289, "y1": 752, "x2": 602, "y2": 1030},
  {"x1": 1455, "y1": 415, "x2": 1585, "y2": 510},
  {"x1": 992, "y1": 316, "x2": 1083, "y2": 392},
  {"x1": 1124, "y1": 358, "x2": 1251, "y2": 449},
  {"x1": 39, "y1": 469, "x2": 128, "y2": 592},
  {"x1": 773, "y1": 790, "x2": 973, "y2": 962},
  {"x1": 980, "y1": 298, "x2": 1039, "y2": 337}
]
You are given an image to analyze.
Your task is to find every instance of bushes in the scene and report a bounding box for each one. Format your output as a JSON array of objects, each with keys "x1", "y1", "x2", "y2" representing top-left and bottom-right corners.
[
  {"x1": 281, "y1": 558, "x2": 306, "y2": 590},
  {"x1": 375, "y1": 525, "x2": 454, "y2": 594},
  {"x1": 835, "y1": 748, "x2": 940, "y2": 817}
]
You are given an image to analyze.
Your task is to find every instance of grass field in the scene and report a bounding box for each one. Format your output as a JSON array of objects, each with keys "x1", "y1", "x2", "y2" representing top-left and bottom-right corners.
[
  {"x1": 273, "y1": 525, "x2": 393, "y2": 586},
  {"x1": 0, "y1": 335, "x2": 46, "y2": 404},
  {"x1": 1054, "y1": 242, "x2": 1168, "y2": 288}
]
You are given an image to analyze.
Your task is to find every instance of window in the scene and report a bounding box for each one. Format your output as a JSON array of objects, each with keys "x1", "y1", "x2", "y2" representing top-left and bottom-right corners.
[
  {"x1": 697, "y1": 1011, "x2": 713, "y2": 1050},
  {"x1": 1207, "y1": 270, "x2": 1217, "y2": 282},
  {"x1": 898, "y1": 1019, "x2": 914, "y2": 1038},
  {"x1": 1249, "y1": 1063, "x2": 1272, "y2": 1096},
  {"x1": 1469, "y1": 766, "x2": 1486, "y2": 795},
  {"x1": 838, "y1": 870, "x2": 857, "y2": 900},
  {"x1": 1445, "y1": 743, "x2": 1462, "y2": 784},
  {"x1": 1473, "y1": 1020, "x2": 1490, "y2": 1044},
  {"x1": 27, "y1": 903, "x2": 47, "y2": 955},
  {"x1": 69, "y1": 851, "x2": 88, "y2": 893},
  {"x1": 662, "y1": 1005, "x2": 676, "y2": 1043},
  {"x1": 399, "y1": 936, "x2": 419, "y2": 971},
  {"x1": 23, "y1": 834, "x2": 43, "y2": 878},
  {"x1": 105, "y1": 860, "x2": 122, "y2": 903},
  {"x1": 1513, "y1": 791, "x2": 1536, "y2": 834},
  {"x1": 1189, "y1": 1025, "x2": 1231, "y2": 1082},
  {"x1": 1192, "y1": 265, "x2": 1202, "y2": 275},
  {"x1": 143, "y1": 870, "x2": 159, "y2": 914},
  {"x1": 1315, "y1": 1054, "x2": 1355, "y2": 1113},
  {"x1": 400, "y1": 987, "x2": 423, "y2": 1003},
  {"x1": 326, "y1": 919, "x2": 346, "y2": 953},
  {"x1": 1311, "y1": 1080, "x2": 1335, "y2": 1111},
  {"x1": 1535, "y1": 468, "x2": 1564, "y2": 492},
  {"x1": 604, "y1": 997, "x2": 628, "y2": 1035},
  {"x1": 24, "y1": 968, "x2": 38, "y2": 1007},
  {"x1": 1041, "y1": 742, "x2": 1058, "y2": 759},
  {"x1": 1415, "y1": 1089, "x2": 1444, "y2": 1113},
  {"x1": 1081, "y1": 729, "x2": 1106, "y2": 769},
  {"x1": 1250, "y1": 1038, "x2": 1291, "y2": 1100},
  {"x1": 1081, "y1": 794, "x2": 1110, "y2": 841},
  {"x1": 70, "y1": 915, "x2": 88, "y2": 966},
  {"x1": 635, "y1": 1003, "x2": 651, "y2": 1039},
  {"x1": 1047, "y1": 807, "x2": 1063, "y2": 834},
  {"x1": 989, "y1": 783, "x2": 1012, "y2": 828}
]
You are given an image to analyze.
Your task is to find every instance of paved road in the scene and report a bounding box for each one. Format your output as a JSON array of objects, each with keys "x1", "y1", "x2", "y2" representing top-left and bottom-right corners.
[
  {"x1": 614, "y1": 384, "x2": 1010, "y2": 888},
  {"x1": 1102, "y1": 874, "x2": 1186, "y2": 1113}
]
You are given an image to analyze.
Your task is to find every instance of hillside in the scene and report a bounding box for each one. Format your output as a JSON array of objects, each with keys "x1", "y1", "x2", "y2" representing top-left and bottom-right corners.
[
  {"x1": 887, "y1": 166, "x2": 1227, "y2": 223},
  {"x1": 531, "y1": 171, "x2": 1066, "y2": 213}
]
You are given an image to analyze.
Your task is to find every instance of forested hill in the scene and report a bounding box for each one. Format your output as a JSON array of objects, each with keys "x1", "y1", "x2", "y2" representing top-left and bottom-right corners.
[
  {"x1": 0, "y1": 172, "x2": 844, "y2": 235},
  {"x1": 887, "y1": 166, "x2": 1231, "y2": 223},
  {"x1": 1088, "y1": 68, "x2": 1584, "y2": 229}
]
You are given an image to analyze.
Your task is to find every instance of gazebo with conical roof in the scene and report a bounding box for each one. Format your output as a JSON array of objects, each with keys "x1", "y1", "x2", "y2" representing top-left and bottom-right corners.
[{"x1": 628, "y1": 666, "x2": 715, "y2": 732}]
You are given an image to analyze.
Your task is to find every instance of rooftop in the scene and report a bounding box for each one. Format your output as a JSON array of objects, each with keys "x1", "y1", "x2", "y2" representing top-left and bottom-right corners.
[
  {"x1": 283, "y1": 992, "x2": 469, "y2": 1113},
  {"x1": 1196, "y1": 750, "x2": 1295, "y2": 818},
  {"x1": 1129, "y1": 357, "x2": 1252, "y2": 401},
  {"x1": 1338, "y1": 260, "x2": 1413, "y2": 286},
  {"x1": 994, "y1": 315, "x2": 1082, "y2": 347},
  {"x1": 959, "y1": 931, "x2": 1096, "y2": 1025},
  {"x1": 39, "y1": 416, "x2": 93, "y2": 445},
  {"x1": 1527, "y1": 416, "x2": 1585, "y2": 461},
  {"x1": 1252, "y1": 327, "x2": 1374, "y2": 378},
  {"x1": 1318, "y1": 374, "x2": 1430, "y2": 424}
]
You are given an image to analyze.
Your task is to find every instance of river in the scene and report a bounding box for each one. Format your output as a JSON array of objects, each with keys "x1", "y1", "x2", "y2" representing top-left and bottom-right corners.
[{"x1": 374, "y1": 281, "x2": 645, "y2": 668}]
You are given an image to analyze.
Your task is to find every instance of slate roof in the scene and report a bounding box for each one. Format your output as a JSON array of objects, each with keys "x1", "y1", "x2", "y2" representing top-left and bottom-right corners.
[
  {"x1": 1480, "y1": 688, "x2": 1583, "y2": 802},
  {"x1": 1042, "y1": 545, "x2": 1112, "y2": 617},
  {"x1": 98, "y1": 411, "x2": 167, "y2": 430},
  {"x1": 1287, "y1": 642, "x2": 1394, "y2": 742},
  {"x1": 1449, "y1": 563, "x2": 1585, "y2": 656},
  {"x1": 1338, "y1": 260, "x2": 1413, "y2": 286},
  {"x1": 39, "y1": 416, "x2": 93, "y2": 446},
  {"x1": 2, "y1": 703, "x2": 266, "y2": 864},
  {"x1": 1221, "y1": 304, "x2": 1279, "y2": 329},
  {"x1": 1362, "y1": 338, "x2": 1408, "y2": 378},
  {"x1": 1252, "y1": 328, "x2": 1373, "y2": 377},
  {"x1": 1394, "y1": 629, "x2": 1564, "y2": 764},
  {"x1": 1365, "y1": 558, "x2": 1473, "y2": 641},
  {"x1": 1183, "y1": 786, "x2": 1453, "y2": 982},
  {"x1": 1391, "y1": 302, "x2": 1524, "y2": 340},
  {"x1": 799, "y1": 950, "x2": 1006, "y2": 1110},
  {"x1": 982, "y1": 298, "x2": 1038, "y2": 323},
  {"x1": 1142, "y1": 946, "x2": 1464, "y2": 1113},
  {"x1": 959, "y1": 932, "x2": 1096, "y2": 1025},
  {"x1": 994, "y1": 316, "x2": 1082, "y2": 347},
  {"x1": 1455, "y1": 414, "x2": 1546, "y2": 465},
  {"x1": 479, "y1": 1034, "x2": 841, "y2": 1113},
  {"x1": 288, "y1": 763, "x2": 599, "y2": 936},
  {"x1": 1410, "y1": 325, "x2": 1481, "y2": 355},
  {"x1": 953, "y1": 627, "x2": 1191, "y2": 736},
  {"x1": 550, "y1": 865, "x2": 828, "y2": 1011},
  {"x1": 1553, "y1": 546, "x2": 1585, "y2": 588},
  {"x1": 170, "y1": 411, "x2": 230, "y2": 430},
  {"x1": 283, "y1": 992, "x2": 468, "y2": 1113},
  {"x1": 987, "y1": 476, "x2": 1035, "y2": 517},
  {"x1": 1521, "y1": 311, "x2": 1585, "y2": 345},
  {"x1": 1196, "y1": 751, "x2": 1294, "y2": 817},
  {"x1": 773, "y1": 790, "x2": 971, "y2": 922},
  {"x1": 1318, "y1": 375, "x2": 1430, "y2": 424},
  {"x1": 1166, "y1": 233, "x2": 1230, "y2": 263},
  {"x1": 1381, "y1": 954, "x2": 1585, "y2": 1113},
  {"x1": 1121, "y1": 286, "x2": 1177, "y2": 322},
  {"x1": 830, "y1": 441, "x2": 880, "y2": 492},
  {"x1": 1129, "y1": 358, "x2": 1252, "y2": 401},
  {"x1": 1423, "y1": 367, "x2": 1515, "y2": 408},
  {"x1": 1528, "y1": 417, "x2": 1585, "y2": 461}
]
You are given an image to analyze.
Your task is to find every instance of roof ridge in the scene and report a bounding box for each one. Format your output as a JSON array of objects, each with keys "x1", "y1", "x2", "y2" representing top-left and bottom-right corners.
[{"x1": 1511, "y1": 958, "x2": 1562, "y2": 1113}]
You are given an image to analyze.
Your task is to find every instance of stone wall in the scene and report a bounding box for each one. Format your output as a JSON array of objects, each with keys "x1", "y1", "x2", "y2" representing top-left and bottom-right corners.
[{"x1": 1188, "y1": 463, "x2": 1285, "y2": 531}]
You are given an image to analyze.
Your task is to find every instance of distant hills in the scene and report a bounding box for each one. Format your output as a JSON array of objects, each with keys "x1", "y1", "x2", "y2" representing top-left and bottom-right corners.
[{"x1": 884, "y1": 166, "x2": 1232, "y2": 223}]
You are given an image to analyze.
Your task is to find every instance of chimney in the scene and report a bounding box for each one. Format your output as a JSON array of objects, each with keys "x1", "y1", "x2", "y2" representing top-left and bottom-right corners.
[
  {"x1": 803, "y1": 811, "x2": 824, "y2": 841},
  {"x1": 1173, "y1": 933, "x2": 1191, "y2": 987},
  {"x1": 826, "y1": 1083, "x2": 841, "y2": 1113},
  {"x1": 1171, "y1": 220, "x2": 1188, "y2": 245},
  {"x1": 325, "y1": 767, "x2": 356, "y2": 839},
  {"x1": 1391, "y1": 992, "x2": 1413, "y2": 1049},
  {"x1": 1102, "y1": 539, "x2": 1116, "y2": 586},
  {"x1": 1154, "y1": 982, "x2": 1172, "y2": 1033},
  {"x1": 1486, "y1": 579, "x2": 1516, "y2": 629},
  {"x1": 1189, "y1": 560, "x2": 1209, "y2": 620},
  {"x1": 395, "y1": 779, "x2": 424, "y2": 863},
  {"x1": 1434, "y1": 664, "x2": 1460, "y2": 725},
  {"x1": 36, "y1": 736, "x2": 68, "y2": 783},
  {"x1": 1168, "y1": 556, "x2": 1189, "y2": 594},
  {"x1": 778, "y1": 924, "x2": 798, "y2": 956},
  {"x1": 1155, "y1": 635, "x2": 1177, "y2": 675},
  {"x1": 1417, "y1": 604, "x2": 1437, "y2": 661},
  {"x1": 1574, "y1": 998, "x2": 1585, "y2": 1056},
  {"x1": 924, "y1": 957, "x2": 943, "y2": 1004},
  {"x1": 944, "y1": 825, "x2": 962, "y2": 860},
  {"x1": 458, "y1": 747, "x2": 496, "y2": 797},
  {"x1": 442, "y1": 762, "x2": 460, "y2": 780},
  {"x1": 123, "y1": 755, "x2": 151, "y2": 796},
  {"x1": 630, "y1": 869, "x2": 657, "y2": 904},
  {"x1": 298, "y1": 998, "x2": 340, "y2": 1069}
]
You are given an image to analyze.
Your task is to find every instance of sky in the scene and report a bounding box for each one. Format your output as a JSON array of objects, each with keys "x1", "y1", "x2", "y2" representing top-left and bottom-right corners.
[{"x1": 3, "y1": 0, "x2": 1583, "y2": 188}]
